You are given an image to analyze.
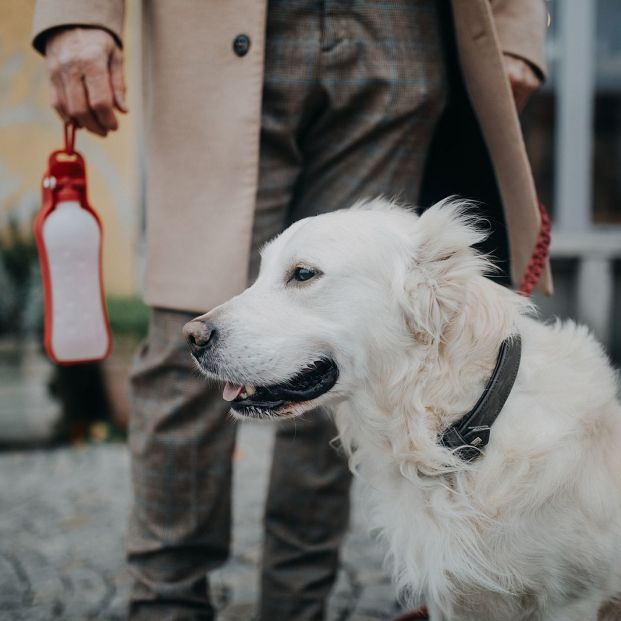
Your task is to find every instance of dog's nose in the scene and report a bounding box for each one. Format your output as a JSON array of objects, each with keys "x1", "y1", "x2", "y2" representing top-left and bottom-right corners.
[{"x1": 183, "y1": 319, "x2": 217, "y2": 354}]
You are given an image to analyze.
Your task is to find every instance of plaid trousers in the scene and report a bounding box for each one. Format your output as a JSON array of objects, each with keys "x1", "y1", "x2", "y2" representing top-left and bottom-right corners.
[{"x1": 127, "y1": 1, "x2": 446, "y2": 619}]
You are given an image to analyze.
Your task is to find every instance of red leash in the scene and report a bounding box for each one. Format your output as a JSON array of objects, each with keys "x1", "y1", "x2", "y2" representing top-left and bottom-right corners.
[{"x1": 517, "y1": 201, "x2": 552, "y2": 296}]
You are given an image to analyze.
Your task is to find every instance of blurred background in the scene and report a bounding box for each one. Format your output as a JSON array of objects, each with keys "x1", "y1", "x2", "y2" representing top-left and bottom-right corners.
[
  {"x1": 524, "y1": 0, "x2": 621, "y2": 363},
  {"x1": 0, "y1": 0, "x2": 620, "y2": 618},
  {"x1": 1, "y1": 1, "x2": 145, "y2": 446},
  {"x1": 0, "y1": 0, "x2": 620, "y2": 447}
]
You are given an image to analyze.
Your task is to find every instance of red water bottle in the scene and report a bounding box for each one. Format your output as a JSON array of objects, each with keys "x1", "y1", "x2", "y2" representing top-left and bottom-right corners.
[{"x1": 34, "y1": 124, "x2": 111, "y2": 364}]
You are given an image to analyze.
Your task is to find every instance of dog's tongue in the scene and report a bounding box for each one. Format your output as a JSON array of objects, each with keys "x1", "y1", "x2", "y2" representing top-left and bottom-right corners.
[{"x1": 223, "y1": 382, "x2": 243, "y2": 402}]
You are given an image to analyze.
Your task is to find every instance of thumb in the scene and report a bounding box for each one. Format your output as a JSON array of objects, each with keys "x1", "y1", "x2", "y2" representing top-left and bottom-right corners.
[{"x1": 109, "y1": 46, "x2": 128, "y2": 113}]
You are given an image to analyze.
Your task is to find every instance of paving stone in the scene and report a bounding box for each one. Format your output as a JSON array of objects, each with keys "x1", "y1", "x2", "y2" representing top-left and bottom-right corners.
[
  {"x1": 0, "y1": 421, "x2": 399, "y2": 620},
  {"x1": 351, "y1": 582, "x2": 400, "y2": 620},
  {"x1": 219, "y1": 602, "x2": 257, "y2": 621}
]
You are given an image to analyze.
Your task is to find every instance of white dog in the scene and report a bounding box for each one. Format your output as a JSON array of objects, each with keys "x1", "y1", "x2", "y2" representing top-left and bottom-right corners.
[{"x1": 184, "y1": 199, "x2": 621, "y2": 621}]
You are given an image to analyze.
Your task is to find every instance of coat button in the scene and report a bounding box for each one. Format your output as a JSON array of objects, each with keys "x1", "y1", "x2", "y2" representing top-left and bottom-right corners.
[{"x1": 233, "y1": 34, "x2": 251, "y2": 57}]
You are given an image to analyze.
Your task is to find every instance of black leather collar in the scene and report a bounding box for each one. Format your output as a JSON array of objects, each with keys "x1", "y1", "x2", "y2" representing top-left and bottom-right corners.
[{"x1": 440, "y1": 334, "x2": 522, "y2": 461}]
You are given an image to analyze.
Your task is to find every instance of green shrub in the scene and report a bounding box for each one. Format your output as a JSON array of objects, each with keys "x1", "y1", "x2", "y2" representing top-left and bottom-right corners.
[{"x1": 105, "y1": 295, "x2": 149, "y2": 339}]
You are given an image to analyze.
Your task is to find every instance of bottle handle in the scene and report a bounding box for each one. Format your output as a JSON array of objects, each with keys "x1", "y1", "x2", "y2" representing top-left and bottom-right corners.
[{"x1": 63, "y1": 122, "x2": 76, "y2": 154}]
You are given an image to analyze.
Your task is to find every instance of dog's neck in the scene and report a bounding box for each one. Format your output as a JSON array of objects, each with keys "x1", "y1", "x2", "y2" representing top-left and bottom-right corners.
[
  {"x1": 419, "y1": 292, "x2": 516, "y2": 431},
  {"x1": 346, "y1": 277, "x2": 525, "y2": 477}
]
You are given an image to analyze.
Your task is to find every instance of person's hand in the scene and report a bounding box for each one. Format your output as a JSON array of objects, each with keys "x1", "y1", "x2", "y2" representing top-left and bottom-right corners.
[
  {"x1": 502, "y1": 53, "x2": 542, "y2": 112},
  {"x1": 45, "y1": 27, "x2": 128, "y2": 136}
]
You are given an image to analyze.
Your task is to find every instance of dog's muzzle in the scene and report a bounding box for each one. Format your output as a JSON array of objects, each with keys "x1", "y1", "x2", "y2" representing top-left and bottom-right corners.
[{"x1": 183, "y1": 318, "x2": 339, "y2": 418}]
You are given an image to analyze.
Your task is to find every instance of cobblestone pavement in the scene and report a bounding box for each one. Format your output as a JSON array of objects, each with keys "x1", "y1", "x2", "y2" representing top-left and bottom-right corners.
[{"x1": 0, "y1": 421, "x2": 404, "y2": 621}]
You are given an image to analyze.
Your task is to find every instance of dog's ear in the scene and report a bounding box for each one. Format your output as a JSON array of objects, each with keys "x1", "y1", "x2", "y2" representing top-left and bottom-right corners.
[{"x1": 399, "y1": 200, "x2": 490, "y2": 342}]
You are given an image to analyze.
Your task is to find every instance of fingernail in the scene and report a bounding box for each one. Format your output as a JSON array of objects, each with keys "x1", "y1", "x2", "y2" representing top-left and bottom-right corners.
[{"x1": 115, "y1": 91, "x2": 128, "y2": 111}]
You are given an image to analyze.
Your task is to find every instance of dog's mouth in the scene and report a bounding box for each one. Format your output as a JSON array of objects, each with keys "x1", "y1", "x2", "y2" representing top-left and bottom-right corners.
[{"x1": 222, "y1": 358, "x2": 339, "y2": 417}]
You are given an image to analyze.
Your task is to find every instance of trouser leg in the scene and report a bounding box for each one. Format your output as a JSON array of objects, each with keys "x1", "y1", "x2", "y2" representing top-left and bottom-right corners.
[
  {"x1": 260, "y1": 411, "x2": 351, "y2": 621},
  {"x1": 127, "y1": 309, "x2": 236, "y2": 621}
]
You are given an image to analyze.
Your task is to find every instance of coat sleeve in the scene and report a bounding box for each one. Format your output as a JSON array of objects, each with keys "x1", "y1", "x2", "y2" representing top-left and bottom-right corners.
[
  {"x1": 489, "y1": 0, "x2": 548, "y2": 79},
  {"x1": 32, "y1": 0, "x2": 125, "y2": 55}
]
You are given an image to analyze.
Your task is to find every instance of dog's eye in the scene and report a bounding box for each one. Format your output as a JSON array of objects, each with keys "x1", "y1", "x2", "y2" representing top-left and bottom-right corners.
[{"x1": 292, "y1": 266, "x2": 316, "y2": 282}]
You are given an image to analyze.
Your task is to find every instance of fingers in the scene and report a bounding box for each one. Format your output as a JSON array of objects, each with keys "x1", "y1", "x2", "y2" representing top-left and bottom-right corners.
[
  {"x1": 61, "y1": 67, "x2": 108, "y2": 136},
  {"x1": 44, "y1": 28, "x2": 128, "y2": 137},
  {"x1": 83, "y1": 61, "x2": 119, "y2": 131},
  {"x1": 512, "y1": 86, "x2": 532, "y2": 113},
  {"x1": 503, "y1": 55, "x2": 541, "y2": 113},
  {"x1": 508, "y1": 72, "x2": 530, "y2": 112},
  {"x1": 49, "y1": 73, "x2": 71, "y2": 124},
  {"x1": 109, "y1": 46, "x2": 128, "y2": 113}
]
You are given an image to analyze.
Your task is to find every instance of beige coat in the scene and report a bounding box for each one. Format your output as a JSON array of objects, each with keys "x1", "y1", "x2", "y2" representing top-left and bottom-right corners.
[{"x1": 33, "y1": 0, "x2": 552, "y2": 313}]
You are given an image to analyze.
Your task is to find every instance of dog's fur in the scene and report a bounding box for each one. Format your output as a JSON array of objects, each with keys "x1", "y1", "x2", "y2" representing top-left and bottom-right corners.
[{"x1": 193, "y1": 199, "x2": 621, "y2": 620}]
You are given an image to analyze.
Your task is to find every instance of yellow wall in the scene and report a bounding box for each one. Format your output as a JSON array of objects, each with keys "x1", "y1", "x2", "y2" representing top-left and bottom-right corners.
[{"x1": 0, "y1": 0, "x2": 141, "y2": 296}]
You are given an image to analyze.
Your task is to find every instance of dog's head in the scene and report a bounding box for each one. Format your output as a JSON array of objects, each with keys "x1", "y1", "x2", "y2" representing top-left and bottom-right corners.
[{"x1": 184, "y1": 199, "x2": 491, "y2": 420}]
